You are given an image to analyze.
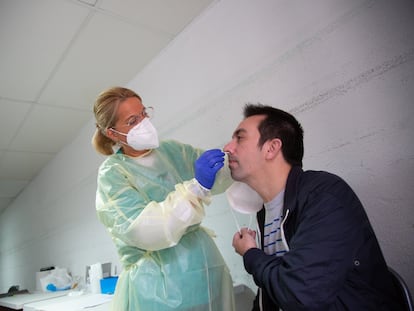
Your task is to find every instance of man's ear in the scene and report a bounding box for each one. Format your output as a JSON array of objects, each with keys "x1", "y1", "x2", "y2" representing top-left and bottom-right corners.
[{"x1": 264, "y1": 138, "x2": 282, "y2": 160}]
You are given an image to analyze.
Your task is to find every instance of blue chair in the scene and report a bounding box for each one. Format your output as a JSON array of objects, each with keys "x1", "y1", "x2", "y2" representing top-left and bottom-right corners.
[{"x1": 389, "y1": 266, "x2": 413, "y2": 311}]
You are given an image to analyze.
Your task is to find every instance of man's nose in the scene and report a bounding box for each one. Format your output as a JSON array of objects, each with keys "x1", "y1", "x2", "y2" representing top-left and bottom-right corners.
[{"x1": 223, "y1": 141, "x2": 232, "y2": 153}]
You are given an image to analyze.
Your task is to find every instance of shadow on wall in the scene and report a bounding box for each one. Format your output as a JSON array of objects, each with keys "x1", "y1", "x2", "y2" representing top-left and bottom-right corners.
[{"x1": 235, "y1": 284, "x2": 256, "y2": 311}]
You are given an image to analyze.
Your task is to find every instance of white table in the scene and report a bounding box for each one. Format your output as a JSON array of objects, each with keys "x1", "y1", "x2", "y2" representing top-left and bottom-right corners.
[
  {"x1": 23, "y1": 293, "x2": 112, "y2": 311},
  {"x1": 0, "y1": 292, "x2": 69, "y2": 310}
]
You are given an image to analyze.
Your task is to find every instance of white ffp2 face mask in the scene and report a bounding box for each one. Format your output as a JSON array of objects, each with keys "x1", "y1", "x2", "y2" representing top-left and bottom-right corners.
[
  {"x1": 226, "y1": 182, "x2": 263, "y2": 233},
  {"x1": 226, "y1": 182, "x2": 263, "y2": 214},
  {"x1": 113, "y1": 118, "x2": 159, "y2": 151}
]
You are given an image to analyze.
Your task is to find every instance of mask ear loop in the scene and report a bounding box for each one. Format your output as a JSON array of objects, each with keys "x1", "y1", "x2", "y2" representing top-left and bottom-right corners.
[
  {"x1": 109, "y1": 128, "x2": 127, "y2": 137},
  {"x1": 247, "y1": 214, "x2": 253, "y2": 231},
  {"x1": 229, "y1": 207, "x2": 255, "y2": 234},
  {"x1": 229, "y1": 207, "x2": 242, "y2": 234}
]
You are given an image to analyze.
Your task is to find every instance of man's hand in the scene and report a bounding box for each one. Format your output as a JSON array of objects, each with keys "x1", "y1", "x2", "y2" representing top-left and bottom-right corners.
[{"x1": 232, "y1": 227, "x2": 257, "y2": 256}]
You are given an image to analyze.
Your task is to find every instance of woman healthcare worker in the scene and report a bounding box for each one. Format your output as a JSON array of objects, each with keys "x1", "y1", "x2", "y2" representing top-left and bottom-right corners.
[{"x1": 92, "y1": 87, "x2": 235, "y2": 311}]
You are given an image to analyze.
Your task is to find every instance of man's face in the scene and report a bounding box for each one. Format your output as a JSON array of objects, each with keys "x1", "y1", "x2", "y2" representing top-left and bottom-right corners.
[{"x1": 223, "y1": 115, "x2": 266, "y2": 182}]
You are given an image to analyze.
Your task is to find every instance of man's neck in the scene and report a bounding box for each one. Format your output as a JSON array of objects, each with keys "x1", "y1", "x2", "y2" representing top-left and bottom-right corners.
[{"x1": 249, "y1": 162, "x2": 292, "y2": 203}]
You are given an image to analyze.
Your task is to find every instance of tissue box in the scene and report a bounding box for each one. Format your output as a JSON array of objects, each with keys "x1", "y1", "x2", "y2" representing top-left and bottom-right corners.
[{"x1": 100, "y1": 276, "x2": 118, "y2": 294}]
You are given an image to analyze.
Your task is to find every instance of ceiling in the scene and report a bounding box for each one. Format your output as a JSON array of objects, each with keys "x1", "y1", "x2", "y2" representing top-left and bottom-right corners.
[{"x1": 0, "y1": 0, "x2": 214, "y2": 214}]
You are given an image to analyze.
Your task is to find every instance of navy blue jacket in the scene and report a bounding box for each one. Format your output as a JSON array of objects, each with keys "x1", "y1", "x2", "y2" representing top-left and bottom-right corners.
[{"x1": 244, "y1": 166, "x2": 403, "y2": 310}]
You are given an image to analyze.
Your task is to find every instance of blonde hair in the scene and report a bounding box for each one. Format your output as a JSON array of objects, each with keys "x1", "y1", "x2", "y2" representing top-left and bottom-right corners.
[{"x1": 92, "y1": 86, "x2": 142, "y2": 155}]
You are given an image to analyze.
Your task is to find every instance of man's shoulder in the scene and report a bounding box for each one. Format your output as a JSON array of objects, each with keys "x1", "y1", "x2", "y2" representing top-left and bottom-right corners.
[
  {"x1": 298, "y1": 169, "x2": 349, "y2": 193},
  {"x1": 302, "y1": 169, "x2": 343, "y2": 182}
]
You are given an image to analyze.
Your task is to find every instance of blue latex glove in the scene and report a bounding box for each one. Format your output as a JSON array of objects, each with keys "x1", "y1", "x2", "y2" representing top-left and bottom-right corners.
[{"x1": 195, "y1": 149, "x2": 225, "y2": 189}]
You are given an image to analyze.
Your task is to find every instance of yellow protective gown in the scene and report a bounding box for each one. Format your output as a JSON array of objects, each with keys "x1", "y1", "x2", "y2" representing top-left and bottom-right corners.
[{"x1": 96, "y1": 140, "x2": 235, "y2": 311}]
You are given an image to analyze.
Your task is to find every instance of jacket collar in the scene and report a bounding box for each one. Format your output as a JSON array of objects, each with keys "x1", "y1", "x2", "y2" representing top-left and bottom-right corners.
[
  {"x1": 283, "y1": 166, "x2": 303, "y2": 215},
  {"x1": 257, "y1": 166, "x2": 303, "y2": 242}
]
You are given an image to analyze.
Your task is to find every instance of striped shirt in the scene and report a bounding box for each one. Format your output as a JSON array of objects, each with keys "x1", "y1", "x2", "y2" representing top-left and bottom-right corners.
[{"x1": 263, "y1": 189, "x2": 287, "y2": 257}]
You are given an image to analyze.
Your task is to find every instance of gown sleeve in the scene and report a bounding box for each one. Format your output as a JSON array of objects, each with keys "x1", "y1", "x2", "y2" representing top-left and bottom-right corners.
[{"x1": 95, "y1": 142, "x2": 232, "y2": 251}]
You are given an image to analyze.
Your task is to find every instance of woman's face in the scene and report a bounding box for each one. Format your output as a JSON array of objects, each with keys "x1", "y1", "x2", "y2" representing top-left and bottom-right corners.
[
  {"x1": 107, "y1": 96, "x2": 148, "y2": 156},
  {"x1": 113, "y1": 97, "x2": 146, "y2": 132}
]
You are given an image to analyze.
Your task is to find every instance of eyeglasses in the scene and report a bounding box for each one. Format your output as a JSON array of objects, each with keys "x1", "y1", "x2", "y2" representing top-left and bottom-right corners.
[{"x1": 122, "y1": 106, "x2": 154, "y2": 127}]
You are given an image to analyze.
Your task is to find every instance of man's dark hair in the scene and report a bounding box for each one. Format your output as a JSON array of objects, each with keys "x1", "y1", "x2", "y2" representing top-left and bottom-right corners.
[{"x1": 244, "y1": 103, "x2": 304, "y2": 167}]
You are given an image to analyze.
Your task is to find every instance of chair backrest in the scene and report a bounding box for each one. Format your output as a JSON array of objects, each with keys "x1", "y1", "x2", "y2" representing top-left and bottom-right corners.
[{"x1": 388, "y1": 266, "x2": 414, "y2": 311}]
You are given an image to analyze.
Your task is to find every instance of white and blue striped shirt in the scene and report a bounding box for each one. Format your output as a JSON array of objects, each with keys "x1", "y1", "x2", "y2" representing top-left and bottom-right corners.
[{"x1": 263, "y1": 189, "x2": 287, "y2": 257}]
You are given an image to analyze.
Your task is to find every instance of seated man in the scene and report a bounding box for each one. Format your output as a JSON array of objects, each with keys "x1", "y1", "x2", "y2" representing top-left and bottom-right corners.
[{"x1": 225, "y1": 103, "x2": 403, "y2": 310}]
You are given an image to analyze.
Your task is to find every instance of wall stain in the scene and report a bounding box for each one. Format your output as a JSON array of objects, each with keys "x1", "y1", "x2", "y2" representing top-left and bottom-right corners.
[{"x1": 291, "y1": 48, "x2": 414, "y2": 115}]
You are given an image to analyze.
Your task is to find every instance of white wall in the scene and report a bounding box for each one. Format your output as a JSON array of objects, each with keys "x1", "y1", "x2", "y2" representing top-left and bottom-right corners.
[{"x1": 1, "y1": 0, "x2": 413, "y2": 297}]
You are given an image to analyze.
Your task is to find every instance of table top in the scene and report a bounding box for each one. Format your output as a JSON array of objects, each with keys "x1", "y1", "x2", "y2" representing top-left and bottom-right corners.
[
  {"x1": 0, "y1": 292, "x2": 69, "y2": 309},
  {"x1": 23, "y1": 293, "x2": 112, "y2": 311}
]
